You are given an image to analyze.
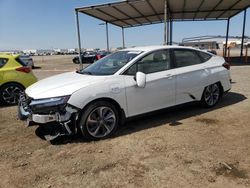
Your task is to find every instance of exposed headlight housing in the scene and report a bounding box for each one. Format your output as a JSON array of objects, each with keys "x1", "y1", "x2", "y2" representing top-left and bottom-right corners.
[{"x1": 29, "y1": 95, "x2": 70, "y2": 114}]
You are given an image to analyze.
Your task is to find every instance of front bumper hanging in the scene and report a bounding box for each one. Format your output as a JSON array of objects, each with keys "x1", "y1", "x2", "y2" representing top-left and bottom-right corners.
[{"x1": 18, "y1": 94, "x2": 80, "y2": 140}]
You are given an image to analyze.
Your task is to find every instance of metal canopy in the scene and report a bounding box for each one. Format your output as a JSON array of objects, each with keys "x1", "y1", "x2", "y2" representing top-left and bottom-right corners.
[{"x1": 76, "y1": 0, "x2": 250, "y2": 28}]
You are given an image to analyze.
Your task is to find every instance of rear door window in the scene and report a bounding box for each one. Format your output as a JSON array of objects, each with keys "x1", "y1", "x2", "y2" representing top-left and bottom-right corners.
[
  {"x1": 173, "y1": 49, "x2": 202, "y2": 68},
  {"x1": 0, "y1": 58, "x2": 8, "y2": 68}
]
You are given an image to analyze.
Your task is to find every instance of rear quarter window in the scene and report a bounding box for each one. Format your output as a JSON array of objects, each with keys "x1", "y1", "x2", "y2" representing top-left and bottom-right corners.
[
  {"x1": 0, "y1": 58, "x2": 8, "y2": 68},
  {"x1": 173, "y1": 49, "x2": 202, "y2": 68},
  {"x1": 15, "y1": 57, "x2": 27, "y2": 66},
  {"x1": 197, "y1": 51, "x2": 212, "y2": 62}
]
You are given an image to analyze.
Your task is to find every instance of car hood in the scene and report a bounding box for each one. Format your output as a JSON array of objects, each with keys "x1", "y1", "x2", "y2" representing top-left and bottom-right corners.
[{"x1": 26, "y1": 72, "x2": 106, "y2": 99}]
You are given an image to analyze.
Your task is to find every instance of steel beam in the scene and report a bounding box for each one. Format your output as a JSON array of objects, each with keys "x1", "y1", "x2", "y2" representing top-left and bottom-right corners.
[
  {"x1": 170, "y1": 19, "x2": 173, "y2": 45},
  {"x1": 217, "y1": 0, "x2": 242, "y2": 19},
  {"x1": 240, "y1": 9, "x2": 247, "y2": 61},
  {"x1": 109, "y1": 9, "x2": 240, "y2": 24},
  {"x1": 106, "y1": 22, "x2": 110, "y2": 52},
  {"x1": 182, "y1": 0, "x2": 186, "y2": 20},
  {"x1": 167, "y1": 16, "x2": 170, "y2": 44},
  {"x1": 122, "y1": 27, "x2": 125, "y2": 48},
  {"x1": 75, "y1": 10, "x2": 83, "y2": 70},
  {"x1": 127, "y1": 2, "x2": 152, "y2": 24},
  {"x1": 193, "y1": 0, "x2": 206, "y2": 19},
  {"x1": 164, "y1": 0, "x2": 167, "y2": 45},
  {"x1": 146, "y1": 0, "x2": 161, "y2": 21},
  {"x1": 225, "y1": 18, "x2": 230, "y2": 57},
  {"x1": 205, "y1": 0, "x2": 223, "y2": 19},
  {"x1": 96, "y1": 8, "x2": 131, "y2": 26},
  {"x1": 112, "y1": 6, "x2": 142, "y2": 25}
]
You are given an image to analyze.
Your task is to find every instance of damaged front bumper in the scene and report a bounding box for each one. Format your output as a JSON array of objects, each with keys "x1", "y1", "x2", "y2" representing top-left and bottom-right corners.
[{"x1": 18, "y1": 94, "x2": 80, "y2": 140}]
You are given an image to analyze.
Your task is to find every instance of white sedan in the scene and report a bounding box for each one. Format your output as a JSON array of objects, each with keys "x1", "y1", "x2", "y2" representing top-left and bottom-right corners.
[{"x1": 18, "y1": 46, "x2": 231, "y2": 140}]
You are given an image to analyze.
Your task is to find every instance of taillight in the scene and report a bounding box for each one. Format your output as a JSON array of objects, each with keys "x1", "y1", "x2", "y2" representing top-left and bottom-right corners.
[
  {"x1": 16, "y1": 67, "x2": 31, "y2": 73},
  {"x1": 222, "y1": 62, "x2": 230, "y2": 70},
  {"x1": 96, "y1": 54, "x2": 101, "y2": 60}
]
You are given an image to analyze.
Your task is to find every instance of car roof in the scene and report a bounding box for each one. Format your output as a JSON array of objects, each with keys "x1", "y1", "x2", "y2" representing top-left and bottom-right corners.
[{"x1": 121, "y1": 45, "x2": 200, "y2": 52}]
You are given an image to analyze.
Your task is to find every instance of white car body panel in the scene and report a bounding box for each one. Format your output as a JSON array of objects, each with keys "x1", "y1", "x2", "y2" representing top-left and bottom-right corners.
[
  {"x1": 124, "y1": 69, "x2": 175, "y2": 117},
  {"x1": 26, "y1": 72, "x2": 107, "y2": 99},
  {"x1": 68, "y1": 75, "x2": 128, "y2": 116},
  {"x1": 24, "y1": 45, "x2": 231, "y2": 120},
  {"x1": 175, "y1": 63, "x2": 210, "y2": 105}
]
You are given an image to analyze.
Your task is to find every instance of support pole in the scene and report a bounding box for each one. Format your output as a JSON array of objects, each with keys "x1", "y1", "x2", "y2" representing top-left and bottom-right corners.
[
  {"x1": 167, "y1": 18, "x2": 170, "y2": 44},
  {"x1": 225, "y1": 18, "x2": 230, "y2": 57},
  {"x1": 170, "y1": 20, "x2": 173, "y2": 45},
  {"x1": 106, "y1": 22, "x2": 110, "y2": 52},
  {"x1": 122, "y1": 27, "x2": 125, "y2": 48},
  {"x1": 164, "y1": 0, "x2": 167, "y2": 45},
  {"x1": 75, "y1": 10, "x2": 83, "y2": 70},
  {"x1": 240, "y1": 9, "x2": 247, "y2": 61},
  {"x1": 245, "y1": 45, "x2": 248, "y2": 63}
]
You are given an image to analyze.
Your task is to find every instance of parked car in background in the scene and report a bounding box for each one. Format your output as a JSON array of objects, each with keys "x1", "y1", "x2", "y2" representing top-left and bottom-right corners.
[
  {"x1": 19, "y1": 46, "x2": 231, "y2": 141},
  {"x1": 19, "y1": 55, "x2": 34, "y2": 68},
  {"x1": 96, "y1": 51, "x2": 111, "y2": 60},
  {"x1": 0, "y1": 54, "x2": 37, "y2": 105},
  {"x1": 72, "y1": 51, "x2": 110, "y2": 64},
  {"x1": 72, "y1": 51, "x2": 97, "y2": 64}
]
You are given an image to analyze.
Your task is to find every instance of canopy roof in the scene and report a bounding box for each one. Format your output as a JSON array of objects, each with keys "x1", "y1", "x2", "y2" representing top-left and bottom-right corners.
[{"x1": 76, "y1": 0, "x2": 250, "y2": 28}]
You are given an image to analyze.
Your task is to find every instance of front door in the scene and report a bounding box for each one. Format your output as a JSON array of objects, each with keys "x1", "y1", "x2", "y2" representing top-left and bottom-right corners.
[{"x1": 123, "y1": 50, "x2": 176, "y2": 117}]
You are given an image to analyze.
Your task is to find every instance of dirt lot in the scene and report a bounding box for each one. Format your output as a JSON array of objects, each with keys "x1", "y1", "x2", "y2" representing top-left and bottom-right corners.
[{"x1": 0, "y1": 55, "x2": 250, "y2": 188}]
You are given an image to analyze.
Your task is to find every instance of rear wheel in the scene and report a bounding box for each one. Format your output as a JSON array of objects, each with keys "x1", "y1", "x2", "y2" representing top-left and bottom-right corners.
[
  {"x1": 73, "y1": 59, "x2": 79, "y2": 64},
  {"x1": 201, "y1": 83, "x2": 221, "y2": 108},
  {"x1": 78, "y1": 101, "x2": 119, "y2": 140},
  {"x1": 0, "y1": 83, "x2": 24, "y2": 105}
]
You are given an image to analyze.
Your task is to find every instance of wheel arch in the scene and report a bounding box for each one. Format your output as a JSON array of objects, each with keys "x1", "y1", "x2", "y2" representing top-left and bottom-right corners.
[
  {"x1": 0, "y1": 81, "x2": 25, "y2": 91},
  {"x1": 216, "y1": 81, "x2": 224, "y2": 95}
]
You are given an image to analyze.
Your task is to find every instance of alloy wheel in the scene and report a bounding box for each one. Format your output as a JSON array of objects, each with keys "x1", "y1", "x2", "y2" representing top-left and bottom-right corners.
[
  {"x1": 2, "y1": 85, "x2": 23, "y2": 105},
  {"x1": 86, "y1": 106, "x2": 116, "y2": 138},
  {"x1": 204, "y1": 84, "x2": 220, "y2": 106}
]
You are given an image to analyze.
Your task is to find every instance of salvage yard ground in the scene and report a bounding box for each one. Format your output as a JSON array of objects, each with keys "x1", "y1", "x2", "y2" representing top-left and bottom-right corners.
[{"x1": 0, "y1": 55, "x2": 250, "y2": 187}]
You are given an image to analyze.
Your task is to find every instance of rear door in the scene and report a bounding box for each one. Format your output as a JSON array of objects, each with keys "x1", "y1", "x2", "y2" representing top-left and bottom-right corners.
[{"x1": 172, "y1": 49, "x2": 210, "y2": 105}]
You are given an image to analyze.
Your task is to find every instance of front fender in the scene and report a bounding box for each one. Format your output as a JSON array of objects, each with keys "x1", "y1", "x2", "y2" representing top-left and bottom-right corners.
[{"x1": 67, "y1": 76, "x2": 128, "y2": 117}]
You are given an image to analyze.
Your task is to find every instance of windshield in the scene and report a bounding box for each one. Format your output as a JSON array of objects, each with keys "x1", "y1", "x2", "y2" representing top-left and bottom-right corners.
[{"x1": 79, "y1": 50, "x2": 142, "y2": 75}]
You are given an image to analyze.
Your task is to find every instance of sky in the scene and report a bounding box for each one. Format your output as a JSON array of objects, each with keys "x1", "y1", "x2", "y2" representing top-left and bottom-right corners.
[{"x1": 0, "y1": 0, "x2": 249, "y2": 50}]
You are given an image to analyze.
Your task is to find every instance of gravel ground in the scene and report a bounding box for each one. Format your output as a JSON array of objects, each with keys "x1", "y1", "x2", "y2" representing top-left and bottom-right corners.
[{"x1": 0, "y1": 55, "x2": 250, "y2": 188}]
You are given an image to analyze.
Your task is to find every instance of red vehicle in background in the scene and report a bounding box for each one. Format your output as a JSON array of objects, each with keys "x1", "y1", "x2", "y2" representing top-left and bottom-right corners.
[{"x1": 96, "y1": 51, "x2": 111, "y2": 60}]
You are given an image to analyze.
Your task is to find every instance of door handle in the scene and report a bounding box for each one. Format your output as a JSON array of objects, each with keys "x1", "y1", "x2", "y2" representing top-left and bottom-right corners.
[
  {"x1": 165, "y1": 74, "x2": 173, "y2": 79},
  {"x1": 203, "y1": 67, "x2": 209, "y2": 72}
]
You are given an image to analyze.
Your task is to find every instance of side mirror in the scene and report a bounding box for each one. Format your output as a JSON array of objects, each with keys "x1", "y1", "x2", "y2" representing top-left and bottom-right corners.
[{"x1": 135, "y1": 72, "x2": 146, "y2": 88}]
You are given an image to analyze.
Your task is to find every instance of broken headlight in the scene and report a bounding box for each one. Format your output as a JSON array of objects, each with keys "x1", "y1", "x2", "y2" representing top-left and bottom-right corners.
[{"x1": 29, "y1": 95, "x2": 70, "y2": 114}]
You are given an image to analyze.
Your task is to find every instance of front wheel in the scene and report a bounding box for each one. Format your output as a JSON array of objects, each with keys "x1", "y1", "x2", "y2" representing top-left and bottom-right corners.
[
  {"x1": 0, "y1": 83, "x2": 24, "y2": 105},
  {"x1": 78, "y1": 101, "x2": 119, "y2": 140},
  {"x1": 201, "y1": 83, "x2": 221, "y2": 108}
]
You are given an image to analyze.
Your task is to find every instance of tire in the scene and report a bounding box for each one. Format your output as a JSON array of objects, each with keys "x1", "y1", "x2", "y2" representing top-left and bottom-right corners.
[
  {"x1": 73, "y1": 58, "x2": 80, "y2": 64},
  {"x1": 78, "y1": 101, "x2": 119, "y2": 140},
  {"x1": 201, "y1": 83, "x2": 221, "y2": 108},
  {"x1": 0, "y1": 83, "x2": 24, "y2": 105}
]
